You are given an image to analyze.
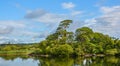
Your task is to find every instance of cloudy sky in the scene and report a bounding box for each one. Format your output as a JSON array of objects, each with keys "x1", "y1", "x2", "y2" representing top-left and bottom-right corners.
[{"x1": 0, "y1": 0, "x2": 120, "y2": 44}]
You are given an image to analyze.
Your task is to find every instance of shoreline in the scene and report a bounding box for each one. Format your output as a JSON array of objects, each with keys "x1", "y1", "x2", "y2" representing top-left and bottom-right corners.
[{"x1": 28, "y1": 53, "x2": 106, "y2": 57}]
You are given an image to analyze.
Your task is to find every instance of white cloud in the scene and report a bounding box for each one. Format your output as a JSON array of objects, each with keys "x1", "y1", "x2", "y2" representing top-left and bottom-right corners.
[
  {"x1": 84, "y1": 6, "x2": 120, "y2": 38},
  {"x1": 25, "y1": 9, "x2": 47, "y2": 19},
  {"x1": 0, "y1": 21, "x2": 25, "y2": 34},
  {"x1": 0, "y1": 20, "x2": 28, "y2": 44},
  {"x1": 84, "y1": 18, "x2": 96, "y2": 26},
  {"x1": 25, "y1": 9, "x2": 68, "y2": 23},
  {"x1": 71, "y1": 11, "x2": 82, "y2": 16},
  {"x1": 0, "y1": 19, "x2": 54, "y2": 43},
  {"x1": 0, "y1": 36, "x2": 10, "y2": 44},
  {"x1": 24, "y1": 3, "x2": 83, "y2": 23},
  {"x1": 33, "y1": 13, "x2": 66, "y2": 23},
  {"x1": 101, "y1": 6, "x2": 120, "y2": 14},
  {"x1": 99, "y1": 6, "x2": 120, "y2": 26},
  {"x1": 0, "y1": 26, "x2": 14, "y2": 34},
  {"x1": 20, "y1": 31, "x2": 40, "y2": 36},
  {"x1": 62, "y1": 2, "x2": 75, "y2": 9},
  {"x1": 0, "y1": 36, "x2": 9, "y2": 40},
  {"x1": 0, "y1": 21, "x2": 25, "y2": 28}
]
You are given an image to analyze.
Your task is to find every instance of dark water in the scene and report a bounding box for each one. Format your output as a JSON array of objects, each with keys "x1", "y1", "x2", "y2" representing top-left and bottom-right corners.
[{"x1": 0, "y1": 55, "x2": 120, "y2": 66}]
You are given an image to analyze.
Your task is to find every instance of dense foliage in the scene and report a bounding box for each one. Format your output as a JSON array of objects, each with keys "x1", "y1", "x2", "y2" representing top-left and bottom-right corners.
[
  {"x1": 37, "y1": 20, "x2": 120, "y2": 57},
  {"x1": 0, "y1": 20, "x2": 120, "y2": 57},
  {"x1": 0, "y1": 44, "x2": 39, "y2": 55}
]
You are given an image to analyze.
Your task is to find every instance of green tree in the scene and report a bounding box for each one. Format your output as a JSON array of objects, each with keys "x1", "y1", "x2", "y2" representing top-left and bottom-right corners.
[
  {"x1": 52, "y1": 44, "x2": 73, "y2": 57},
  {"x1": 56, "y1": 20, "x2": 73, "y2": 44},
  {"x1": 2, "y1": 46, "x2": 12, "y2": 51}
]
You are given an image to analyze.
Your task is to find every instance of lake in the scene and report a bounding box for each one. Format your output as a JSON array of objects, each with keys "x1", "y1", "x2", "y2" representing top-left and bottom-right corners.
[{"x1": 0, "y1": 55, "x2": 120, "y2": 66}]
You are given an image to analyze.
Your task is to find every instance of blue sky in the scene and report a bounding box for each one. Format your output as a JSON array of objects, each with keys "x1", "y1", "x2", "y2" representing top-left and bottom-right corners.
[{"x1": 0, "y1": 0, "x2": 120, "y2": 44}]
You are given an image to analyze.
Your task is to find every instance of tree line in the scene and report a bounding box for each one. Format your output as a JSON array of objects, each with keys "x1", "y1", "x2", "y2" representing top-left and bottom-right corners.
[{"x1": 0, "y1": 20, "x2": 120, "y2": 57}]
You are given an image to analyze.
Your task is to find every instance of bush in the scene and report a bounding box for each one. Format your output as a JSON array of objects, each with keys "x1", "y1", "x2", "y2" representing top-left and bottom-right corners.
[
  {"x1": 105, "y1": 49, "x2": 118, "y2": 55},
  {"x1": 74, "y1": 46, "x2": 84, "y2": 56},
  {"x1": 52, "y1": 44, "x2": 73, "y2": 57}
]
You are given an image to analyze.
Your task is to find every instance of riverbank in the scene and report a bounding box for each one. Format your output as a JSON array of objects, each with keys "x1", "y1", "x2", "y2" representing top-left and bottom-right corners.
[
  {"x1": 1, "y1": 50, "x2": 119, "y2": 58},
  {"x1": 28, "y1": 53, "x2": 106, "y2": 58}
]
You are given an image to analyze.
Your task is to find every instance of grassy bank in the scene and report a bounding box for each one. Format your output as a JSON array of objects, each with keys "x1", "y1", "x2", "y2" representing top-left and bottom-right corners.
[{"x1": 0, "y1": 50, "x2": 34, "y2": 55}]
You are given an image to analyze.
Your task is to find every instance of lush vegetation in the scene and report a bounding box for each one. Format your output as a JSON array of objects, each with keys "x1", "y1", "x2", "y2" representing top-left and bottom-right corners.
[
  {"x1": 0, "y1": 20, "x2": 120, "y2": 57},
  {"x1": 34, "y1": 20, "x2": 120, "y2": 57},
  {"x1": 0, "y1": 44, "x2": 39, "y2": 55}
]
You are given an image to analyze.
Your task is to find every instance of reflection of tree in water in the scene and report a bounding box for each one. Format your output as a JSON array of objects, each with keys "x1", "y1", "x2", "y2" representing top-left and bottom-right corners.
[
  {"x1": 37, "y1": 57, "x2": 74, "y2": 66},
  {"x1": 38, "y1": 57, "x2": 94, "y2": 66},
  {"x1": 0, "y1": 55, "x2": 120, "y2": 66},
  {"x1": 73, "y1": 57, "x2": 84, "y2": 66},
  {"x1": 37, "y1": 56, "x2": 120, "y2": 66},
  {"x1": 83, "y1": 59, "x2": 92, "y2": 66},
  {"x1": 0, "y1": 55, "x2": 30, "y2": 61},
  {"x1": 0, "y1": 55, "x2": 17, "y2": 61},
  {"x1": 103, "y1": 56, "x2": 120, "y2": 66},
  {"x1": 73, "y1": 57, "x2": 93, "y2": 66},
  {"x1": 86, "y1": 56, "x2": 120, "y2": 66}
]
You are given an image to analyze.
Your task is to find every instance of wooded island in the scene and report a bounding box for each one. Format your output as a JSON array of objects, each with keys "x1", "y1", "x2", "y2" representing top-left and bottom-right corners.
[{"x1": 0, "y1": 20, "x2": 120, "y2": 57}]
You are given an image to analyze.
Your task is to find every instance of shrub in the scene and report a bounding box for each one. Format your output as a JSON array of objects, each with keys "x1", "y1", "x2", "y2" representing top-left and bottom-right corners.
[{"x1": 52, "y1": 44, "x2": 73, "y2": 57}]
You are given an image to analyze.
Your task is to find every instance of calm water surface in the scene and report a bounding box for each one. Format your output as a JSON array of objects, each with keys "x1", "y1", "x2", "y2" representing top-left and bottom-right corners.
[{"x1": 0, "y1": 55, "x2": 120, "y2": 66}]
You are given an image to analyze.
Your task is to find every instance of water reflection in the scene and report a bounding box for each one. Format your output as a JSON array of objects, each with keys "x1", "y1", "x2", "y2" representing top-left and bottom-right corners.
[
  {"x1": 0, "y1": 55, "x2": 39, "y2": 66},
  {"x1": 0, "y1": 55, "x2": 120, "y2": 66}
]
